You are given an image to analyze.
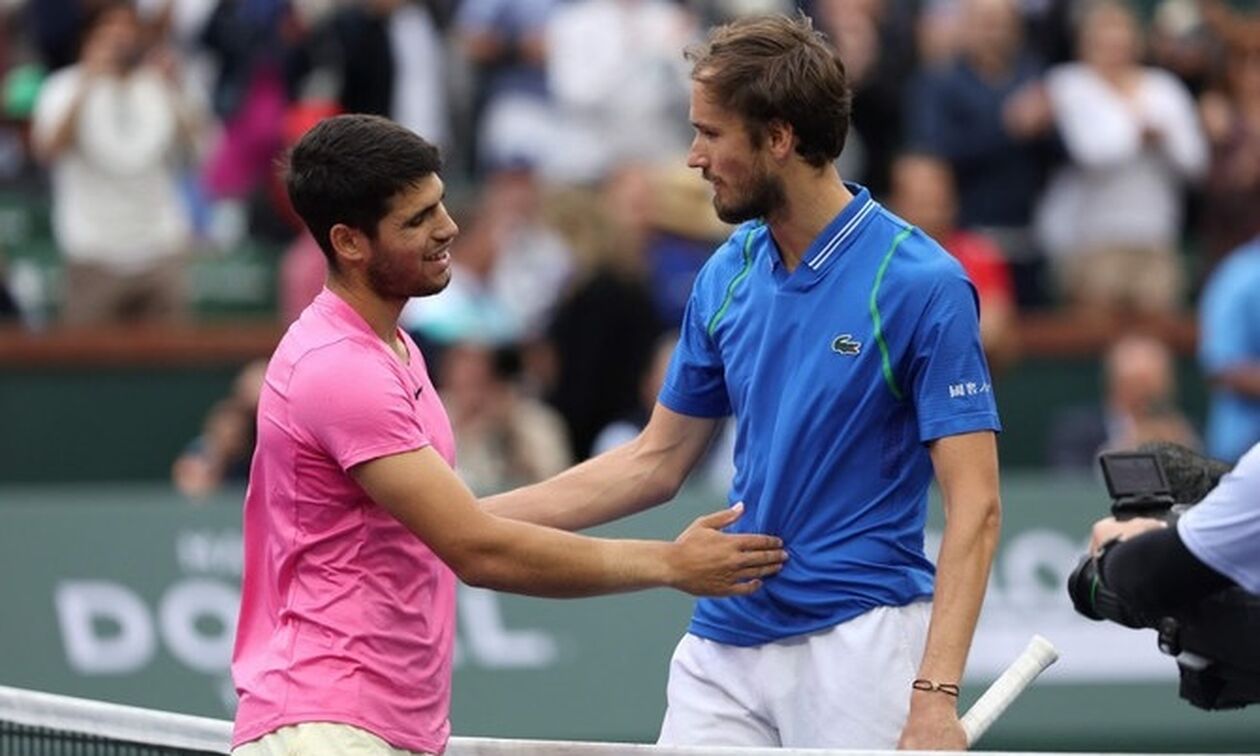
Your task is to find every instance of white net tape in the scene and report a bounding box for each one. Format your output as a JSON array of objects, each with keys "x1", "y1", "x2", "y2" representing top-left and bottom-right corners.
[{"x1": 0, "y1": 683, "x2": 229, "y2": 752}]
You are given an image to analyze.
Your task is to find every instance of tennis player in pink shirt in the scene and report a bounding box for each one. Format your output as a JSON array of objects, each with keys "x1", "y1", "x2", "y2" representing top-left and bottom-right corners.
[{"x1": 230, "y1": 114, "x2": 787, "y2": 756}]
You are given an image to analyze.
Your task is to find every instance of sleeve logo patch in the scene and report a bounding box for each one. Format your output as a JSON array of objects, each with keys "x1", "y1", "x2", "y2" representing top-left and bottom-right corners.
[{"x1": 948, "y1": 381, "x2": 991, "y2": 398}]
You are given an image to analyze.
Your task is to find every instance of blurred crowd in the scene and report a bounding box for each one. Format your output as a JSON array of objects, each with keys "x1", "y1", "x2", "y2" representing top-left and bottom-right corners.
[{"x1": 0, "y1": 0, "x2": 1254, "y2": 491}]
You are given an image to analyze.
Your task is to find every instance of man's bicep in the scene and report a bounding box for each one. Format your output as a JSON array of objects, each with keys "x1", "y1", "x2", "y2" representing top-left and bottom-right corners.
[
  {"x1": 928, "y1": 431, "x2": 1000, "y2": 508},
  {"x1": 290, "y1": 352, "x2": 428, "y2": 470},
  {"x1": 352, "y1": 448, "x2": 489, "y2": 561},
  {"x1": 640, "y1": 403, "x2": 720, "y2": 483}
]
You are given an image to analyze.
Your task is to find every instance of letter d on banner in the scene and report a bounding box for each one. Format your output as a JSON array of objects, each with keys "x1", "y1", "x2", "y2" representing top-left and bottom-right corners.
[{"x1": 54, "y1": 581, "x2": 155, "y2": 674}]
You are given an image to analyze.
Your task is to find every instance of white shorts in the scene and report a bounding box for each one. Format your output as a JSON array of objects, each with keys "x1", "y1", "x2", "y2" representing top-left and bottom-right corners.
[
  {"x1": 231, "y1": 722, "x2": 435, "y2": 756},
  {"x1": 657, "y1": 601, "x2": 932, "y2": 749}
]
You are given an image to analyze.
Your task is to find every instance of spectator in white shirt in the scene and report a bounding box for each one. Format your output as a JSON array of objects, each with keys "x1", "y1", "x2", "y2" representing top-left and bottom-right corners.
[
  {"x1": 1035, "y1": 0, "x2": 1207, "y2": 315},
  {"x1": 32, "y1": 1, "x2": 200, "y2": 324},
  {"x1": 543, "y1": 0, "x2": 697, "y2": 181}
]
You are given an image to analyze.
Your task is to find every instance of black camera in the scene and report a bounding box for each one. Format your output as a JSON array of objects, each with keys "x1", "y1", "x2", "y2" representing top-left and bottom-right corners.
[{"x1": 1066, "y1": 445, "x2": 1260, "y2": 710}]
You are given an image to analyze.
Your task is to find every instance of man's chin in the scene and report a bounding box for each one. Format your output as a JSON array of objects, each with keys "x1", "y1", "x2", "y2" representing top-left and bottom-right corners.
[
  {"x1": 715, "y1": 203, "x2": 757, "y2": 224},
  {"x1": 415, "y1": 273, "x2": 452, "y2": 298}
]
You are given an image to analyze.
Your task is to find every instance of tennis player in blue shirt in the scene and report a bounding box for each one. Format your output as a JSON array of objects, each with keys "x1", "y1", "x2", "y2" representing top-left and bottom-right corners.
[{"x1": 486, "y1": 12, "x2": 1002, "y2": 750}]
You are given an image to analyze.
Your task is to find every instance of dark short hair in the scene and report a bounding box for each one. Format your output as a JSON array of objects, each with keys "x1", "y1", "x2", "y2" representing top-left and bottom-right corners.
[
  {"x1": 685, "y1": 13, "x2": 851, "y2": 168},
  {"x1": 284, "y1": 114, "x2": 443, "y2": 264}
]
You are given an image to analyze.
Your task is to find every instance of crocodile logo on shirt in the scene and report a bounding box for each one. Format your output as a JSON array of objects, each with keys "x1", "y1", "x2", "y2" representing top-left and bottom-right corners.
[{"x1": 831, "y1": 334, "x2": 862, "y2": 356}]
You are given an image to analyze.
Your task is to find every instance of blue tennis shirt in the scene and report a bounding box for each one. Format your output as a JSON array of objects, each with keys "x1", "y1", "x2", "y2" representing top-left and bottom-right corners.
[{"x1": 660, "y1": 184, "x2": 1001, "y2": 646}]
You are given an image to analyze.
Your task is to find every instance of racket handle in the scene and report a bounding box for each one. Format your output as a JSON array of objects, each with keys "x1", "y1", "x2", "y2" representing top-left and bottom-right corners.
[{"x1": 960, "y1": 635, "x2": 1059, "y2": 746}]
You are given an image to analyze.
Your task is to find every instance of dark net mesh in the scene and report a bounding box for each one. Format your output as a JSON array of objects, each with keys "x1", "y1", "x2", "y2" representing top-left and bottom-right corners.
[
  {"x1": 0, "y1": 685, "x2": 230, "y2": 756},
  {"x1": 0, "y1": 720, "x2": 223, "y2": 756}
]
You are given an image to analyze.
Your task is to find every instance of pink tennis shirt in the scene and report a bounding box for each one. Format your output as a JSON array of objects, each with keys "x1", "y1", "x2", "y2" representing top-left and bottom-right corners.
[{"x1": 232, "y1": 289, "x2": 457, "y2": 754}]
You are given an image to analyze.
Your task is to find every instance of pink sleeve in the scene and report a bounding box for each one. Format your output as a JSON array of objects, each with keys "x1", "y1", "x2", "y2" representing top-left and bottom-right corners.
[{"x1": 289, "y1": 342, "x2": 431, "y2": 470}]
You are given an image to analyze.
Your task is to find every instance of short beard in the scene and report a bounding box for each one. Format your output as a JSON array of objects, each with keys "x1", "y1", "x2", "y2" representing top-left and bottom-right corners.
[
  {"x1": 714, "y1": 170, "x2": 787, "y2": 224},
  {"x1": 366, "y1": 246, "x2": 450, "y2": 300}
]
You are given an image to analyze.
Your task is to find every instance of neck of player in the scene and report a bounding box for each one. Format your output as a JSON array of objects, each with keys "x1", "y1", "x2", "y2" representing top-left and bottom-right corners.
[
  {"x1": 767, "y1": 166, "x2": 854, "y2": 272},
  {"x1": 327, "y1": 274, "x2": 408, "y2": 352}
]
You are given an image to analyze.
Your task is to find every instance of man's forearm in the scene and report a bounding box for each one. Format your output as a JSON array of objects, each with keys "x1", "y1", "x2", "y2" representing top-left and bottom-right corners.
[
  {"x1": 482, "y1": 405, "x2": 718, "y2": 531},
  {"x1": 481, "y1": 439, "x2": 677, "y2": 530},
  {"x1": 899, "y1": 480, "x2": 1001, "y2": 750},
  {"x1": 458, "y1": 516, "x2": 677, "y2": 598},
  {"x1": 917, "y1": 493, "x2": 1002, "y2": 685}
]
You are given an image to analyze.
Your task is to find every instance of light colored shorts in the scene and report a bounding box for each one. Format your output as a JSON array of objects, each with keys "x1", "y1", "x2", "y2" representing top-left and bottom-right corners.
[
  {"x1": 658, "y1": 601, "x2": 932, "y2": 748},
  {"x1": 1054, "y1": 245, "x2": 1183, "y2": 313},
  {"x1": 61, "y1": 256, "x2": 189, "y2": 325},
  {"x1": 231, "y1": 722, "x2": 435, "y2": 756}
]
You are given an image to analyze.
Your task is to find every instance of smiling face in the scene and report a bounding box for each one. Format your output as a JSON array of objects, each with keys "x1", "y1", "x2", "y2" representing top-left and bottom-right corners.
[
  {"x1": 686, "y1": 80, "x2": 786, "y2": 224},
  {"x1": 361, "y1": 174, "x2": 459, "y2": 300}
]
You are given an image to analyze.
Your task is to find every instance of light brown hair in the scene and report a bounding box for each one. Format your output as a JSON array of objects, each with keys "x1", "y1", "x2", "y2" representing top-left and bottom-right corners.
[{"x1": 685, "y1": 13, "x2": 851, "y2": 168}]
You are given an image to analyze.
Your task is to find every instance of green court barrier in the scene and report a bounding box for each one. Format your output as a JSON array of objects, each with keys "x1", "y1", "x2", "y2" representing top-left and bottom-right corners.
[{"x1": 1, "y1": 478, "x2": 1257, "y2": 751}]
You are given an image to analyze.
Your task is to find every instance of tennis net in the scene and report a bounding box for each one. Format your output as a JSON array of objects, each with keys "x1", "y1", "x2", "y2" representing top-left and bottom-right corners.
[
  {"x1": 0, "y1": 684, "x2": 230, "y2": 754},
  {"x1": 0, "y1": 682, "x2": 1150, "y2": 756},
  {"x1": 2, "y1": 683, "x2": 884, "y2": 755}
]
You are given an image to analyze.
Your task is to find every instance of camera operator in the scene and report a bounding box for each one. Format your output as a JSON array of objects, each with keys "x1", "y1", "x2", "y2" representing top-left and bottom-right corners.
[
  {"x1": 1089, "y1": 442, "x2": 1260, "y2": 619},
  {"x1": 1071, "y1": 441, "x2": 1260, "y2": 708}
]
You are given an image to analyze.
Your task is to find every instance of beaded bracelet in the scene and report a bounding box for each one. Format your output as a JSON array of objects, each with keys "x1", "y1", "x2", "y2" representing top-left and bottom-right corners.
[{"x1": 911, "y1": 679, "x2": 961, "y2": 697}]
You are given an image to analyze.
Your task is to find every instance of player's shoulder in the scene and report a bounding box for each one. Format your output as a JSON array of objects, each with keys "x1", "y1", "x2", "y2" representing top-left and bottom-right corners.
[
  {"x1": 868, "y1": 207, "x2": 968, "y2": 288},
  {"x1": 707, "y1": 220, "x2": 766, "y2": 264},
  {"x1": 691, "y1": 221, "x2": 767, "y2": 297},
  {"x1": 276, "y1": 312, "x2": 396, "y2": 393}
]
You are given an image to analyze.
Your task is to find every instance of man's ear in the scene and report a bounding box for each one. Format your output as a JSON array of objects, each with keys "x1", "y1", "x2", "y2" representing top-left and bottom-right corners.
[
  {"x1": 329, "y1": 224, "x2": 366, "y2": 266},
  {"x1": 766, "y1": 120, "x2": 796, "y2": 162}
]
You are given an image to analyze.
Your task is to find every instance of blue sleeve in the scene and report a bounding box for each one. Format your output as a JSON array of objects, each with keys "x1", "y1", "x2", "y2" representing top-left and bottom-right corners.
[
  {"x1": 1199, "y1": 269, "x2": 1258, "y2": 374},
  {"x1": 658, "y1": 293, "x2": 731, "y2": 418},
  {"x1": 904, "y1": 268, "x2": 1002, "y2": 442}
]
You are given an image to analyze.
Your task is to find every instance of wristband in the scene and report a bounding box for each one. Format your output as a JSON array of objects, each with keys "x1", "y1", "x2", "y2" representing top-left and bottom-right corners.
[{"x1": 911, "y1": 678, "x2": 960, "y2": 697}]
